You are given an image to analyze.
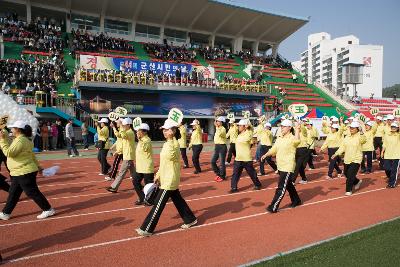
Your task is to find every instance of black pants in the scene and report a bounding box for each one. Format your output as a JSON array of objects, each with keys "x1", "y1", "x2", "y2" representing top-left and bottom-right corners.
[
  {"x1": 192, "y1": 144, "x2": 203, "y2": 172},
  {"x1": 226, "y1": 143, "x2": 236, "y2": 163},
  {"x1": 98, "y1": 149, "x2": 111, "y2": 174},
  {"x1": 140, "y1": 188, "x2": 196, "y2": 233},
  {"x1": 268, "y1": 171, "x2": 301, "y2": 212},
  {"x1": 307, "y1": 148, "x2": 316, "y2": 169},
  {"x1": 180, "y1": 148, "x2": 189, "y2": 167},
  {"x1": 384, "y1": 159, "x2": 400, "y2": 187},
  {"x1": 0, "y1": 176, "x2": 10, "y2": 192},
  {"x1": 109, "y1": 153, "x2": 123, "y2": 179},
  {"x1": 3, "y1": 171, "x2": 51, "y2": 214},
  {"x1": 361, "y1": 151, "x2": 373, "y2": 173},
  {"x1": 344, "y1": 163, "x2": 360, "y2": 192},
  {"x1": 259, "y1": 145, "x2": 277, "y2": 175},
  {"x1": 327, "y1": 148, "x2": 342, "y2": 177},
  {"x1": 133, "y1": 173, "x2": 154, "y2": 202},
  {"x1": 67, "y1": 137, "x2": 79, "y2": 156},
  {"x1": 293, "y1": 147, "x2": 308, "y2": 182},
  {"x1": 374, "y1": 137, "x2": 383, "y2": 169},
  {"x1": 231, "y1": 161, "x2": 261, "y2": 190},
  {"x1": 211, "y1": 144, "x2": 227, "y2": 179}
]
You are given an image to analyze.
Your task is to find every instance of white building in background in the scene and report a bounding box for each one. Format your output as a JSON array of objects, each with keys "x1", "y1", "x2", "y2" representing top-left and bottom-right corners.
[{"x1": 297, "y1": 32, "x2": 383, "y2": 97}]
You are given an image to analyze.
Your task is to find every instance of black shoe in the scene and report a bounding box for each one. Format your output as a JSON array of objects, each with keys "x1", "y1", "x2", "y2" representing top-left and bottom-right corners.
[
  {"x1": 183, "y1": 165, "x2": 189, "y2": 169},
  {"x1": 134, "y1": 200, "x2": 144, "y2": 205},
  {"x1": 290, "y1": 200, "x2": 302, "y2": 208},
  {"x1": 194, "y1": 170, "x2": 201, "y2": 174},
  {"x1": 229, "y1": 188, "x2": 238, "y2": 194},
  {"x1": 253, "y1": 186, "x2": 261, "y2": 190},
  {"x1": 144, "y1": 201, "x2": 153, "y2": 206},
  {"x1": 266, "y1": 205, "x2": 277, "y2": 213},
  {"x1": 360, "y1": 169, "x2": 366, "y2": 174},
  {"x1": 106, "y1": 187, "x2": 117, "y2": 193},
  {"x1": 365, "y1": 171, "x2": 371, "y2": 174},
  {"x1": 386, "y1": 185, "x2": 396, "y2": 189}
]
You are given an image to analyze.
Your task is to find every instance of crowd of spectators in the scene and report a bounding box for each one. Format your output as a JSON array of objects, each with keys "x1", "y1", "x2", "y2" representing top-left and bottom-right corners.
[
  {"x1": 198, "y1": 46, "x2": 234, "y2": 61},
  {"x1": 144, "y1": 41, "x2": 197, "y2": 63},
  {"x1": 70, "y1": 29, "x2": 135, "y2": 56},
  {"x1": 0, "y1": 13, "x2": 64, "y2": 52}
]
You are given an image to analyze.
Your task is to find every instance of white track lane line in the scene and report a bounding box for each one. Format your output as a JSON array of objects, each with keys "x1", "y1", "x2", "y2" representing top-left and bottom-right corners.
[{"x1": 4, "y1": 187, "x2": 390, "y2": 264}]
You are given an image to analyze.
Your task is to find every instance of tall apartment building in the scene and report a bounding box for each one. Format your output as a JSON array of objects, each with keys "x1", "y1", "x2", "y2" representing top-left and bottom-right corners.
[{"x1": 294, "y1": 32, "x2": 383, "y2": 97}]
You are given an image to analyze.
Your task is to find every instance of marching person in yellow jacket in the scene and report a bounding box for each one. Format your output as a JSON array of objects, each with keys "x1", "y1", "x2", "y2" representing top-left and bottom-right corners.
[
  {"x1": 96, "y1": 118, "x2": 111, "y2": 176},
  {"x1": 255, "y1": 116, "x2": 265, "y2": 162},
  {"x1": 136, "y1": 119, "x2": 197, "y2": 236},
  {"x1": 332, "y1": 121, "x2": 366, "y2": 195},
  {"x1": 305, "y1": 121, "x2": 319, "y2": 170},
  {"x1": 373, "y1": 116, "x2": 385, "y2": 167},
  {"x1": 188, "y1": 119, "x2": 203, "y2": 174},
  {"x1": 132, "y1": 123, "x2": 154, "y2": 205},
  {"x1": 320, "y1": 123, "x2": 343, "y2": 179},
  {"x1": 230, "y1": 119, "x2": 262, "y2": 193},
  {"x1": 381, "y1": 122, "x2": 400, "y2": 188},
  {"x1": 292, "y1": 121, "x2": 309, "y2": 184},
  {"x1": 261, "y1": 119, "x2": 302, "y2": 213},
  {"x1": 0, "y1": 121, "x2": 55, "y2": 220},
  {"x1": 0, "y1": 128, "x2": 10, "y2": 193},
  {"x1": 258, "y1": 122, "x2": 277, "y2": 175},
  {"x1": 178, "y1": 123, "x2": 189, "y2": 168},
  {"x1": 105, "y1": 119, "x2": 123, "y2": 181},
  {"x1": 212, "y1": 116, "x2": 227, "y2": 182},
  {"x1": 361, "y1": 121, "x2": 376, "y2": 174},
  {"x1": 107, "y1": 118, "x2": 136, "y2": 192},
  {"x1": 226, "y1": 119, "x2": 238, "y2": 164}
]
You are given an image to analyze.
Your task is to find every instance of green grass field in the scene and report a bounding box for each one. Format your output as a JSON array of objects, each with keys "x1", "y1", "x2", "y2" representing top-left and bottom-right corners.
[{"x1": 253, "y1": 217, "x2": 400, "y2": 266}]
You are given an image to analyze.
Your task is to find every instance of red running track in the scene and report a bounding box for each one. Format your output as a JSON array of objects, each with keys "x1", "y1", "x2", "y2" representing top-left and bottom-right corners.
[{"x1": 0, "y1": 151, "x2": 399, "y2": 266}]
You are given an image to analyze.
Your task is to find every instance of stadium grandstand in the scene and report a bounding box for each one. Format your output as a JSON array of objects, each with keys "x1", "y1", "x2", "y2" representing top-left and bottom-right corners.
[{"x1": 2, "y1": 0, "x2": 393, "y2": 138}]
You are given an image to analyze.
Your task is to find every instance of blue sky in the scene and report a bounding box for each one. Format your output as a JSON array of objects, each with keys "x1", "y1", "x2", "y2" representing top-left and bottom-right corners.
[{"x1": 235, "y1": 0, "x2": 400, "y2": 87}]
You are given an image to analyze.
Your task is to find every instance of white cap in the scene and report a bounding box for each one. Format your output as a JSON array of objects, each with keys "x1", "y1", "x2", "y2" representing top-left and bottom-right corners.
[
  {"x1": 366, "y1": 121, "x2": 374, "y2": 126},
  {"x1": 331, "y1": 117, "x2": 339, "y2": 122},
  {"x1": 350, "y1": 121, "x2": 360, "y2": 128},
  {"x1": 376, "y1": 116, "x2": 383, "y2": 120},
  {"x1": 137, "y1": 123, "x2": 150, "y2": 131},
  {"x1": 216, "y1": 116, "x2": 226, "y2": 122},
  {"x1": 330, "y1": 116, "x2": 337, "y2": 120},
  {"x1": 229, "y1": 119, "x2": 235, "y2": 124},
  {"x1": 387, "y1": 114, "x2": 395, "y2": 120},
  {"x1": 143, "y1": 183, "x2": 157, "y2": 198},
  {"x1": 344, "y1": 120, "x2": 349, "y2": 124},
  {"x1": 301, "y1": 118, "x2": 308, "y2": 122},
  {"x1": 281, "y1": 119, "x2": 293, "y2": 127},
  {"x1": 348, "y1": 117, "x2": 354, "y2": 120},
  {"x1": 122, "y1": 117, "x2": 132, "y2": 125},
  {"x1": 331, "y1": 124, "x2": 340, "y2": 129},
  {"x1": 383, "y1": 117, "x2": 388, "y2": 121},
  {"x1": 161, "y1": 119, "x2": 178, "y2": 129},
  {"x1": 238, "y1": 119, "x2": 248, "y2": 126},
  {"x1": 306, "y1": 120, "x2": 313, "y2": 125},
  {"x1": 264, "y1": 122, "x2": 272, "y2": 128},
  {"x1": 391, "y1": 122, "x2": 399, "y2": 128},
  {"x1": 190, "y1": 119, "x2": 200, "y2": 126},
  {"x1": 7, "y1": 120, "x2": 27, "y2": 129},
  {"x1": 99, "y1": 118, "x2": 109, "y2": 123}
]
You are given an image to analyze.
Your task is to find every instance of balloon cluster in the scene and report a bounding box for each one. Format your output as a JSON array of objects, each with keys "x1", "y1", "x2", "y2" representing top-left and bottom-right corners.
[{"x1": 0, "y1": 91, "x2": 39, "y2": 135}]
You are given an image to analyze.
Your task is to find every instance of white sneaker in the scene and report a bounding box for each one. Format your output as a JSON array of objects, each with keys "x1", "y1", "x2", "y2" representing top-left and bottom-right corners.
[
  {"x1": 84, "y1": 148, "x2": 89, "y2": 151},
  {"x1": 225, "y1": 162, "x2": 230, "y2": 166},
  {"x1": 308, "y1": 168, "x2": 314, "y2": 171},
  {"x1": 274, "y1": 170, "x2": 279, "y2": 174},
  {"x1": 299, "y1": 180, "x2": 308, "y2": 184},
  {"x1": 355, "y1": 179, "x2": 363, "y2": 190},
  {"x1": 135, "y1": 228, "x2": 152, "y2": 237},
  {"x1": 37, "y1": 208, "x2": 56, "y2": 219},
  {"x1": 345, "y1": 191, "x2": 352, "y2": 196},
  {"x1": 181, "y1": 219, "x2": 198, "y2": 229},
  {"x1": 338, "y1": 173, "x2": 343, "y2": 178},
  {"x1": 98, "y1": 173, "x2": 104, "y2": 176},
  {"x1": 104, "y1": 176, "x2": 112, "y2": 181},
  {"x1": 0, "y1": 212, "x2": 11, "y2": 220},
  {"x1": 69, "y1": 155, "x2": 75, "y2": 158}
]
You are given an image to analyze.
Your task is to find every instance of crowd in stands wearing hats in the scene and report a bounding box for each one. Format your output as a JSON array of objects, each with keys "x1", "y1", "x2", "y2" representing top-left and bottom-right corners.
[
  {"x1": 0, "y1": 13, "x2": 64, "y2": 53},
  {"x1": 144, "y1": 42, "x2": 197, "y2": 63},
  {"x1": 70, "y1": 29, "x2": 135, "y2": 56}
]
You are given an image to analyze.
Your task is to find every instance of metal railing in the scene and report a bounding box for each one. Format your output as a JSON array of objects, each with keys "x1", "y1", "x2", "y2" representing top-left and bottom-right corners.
[
  {"x1": 55, "y1": 98, "x2": 97, "y2": 130},
  {"x1": 314, "y1": 81, "x2": 356, "y2": 110}
]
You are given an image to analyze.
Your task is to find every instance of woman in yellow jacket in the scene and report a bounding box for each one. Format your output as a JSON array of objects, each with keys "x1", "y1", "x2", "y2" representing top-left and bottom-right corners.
[
  {"x1": 261, "y1": 119, "x2": 302, "y2": 213},
  {"x1": 105, "y1": 119, "x2": 123, "y2": 181},
  {"x1": 320, "y1": 123, "x2": 343, "y2": 179},
  {"x1": 96, "y1": 118, "x2": 111, "y2": 175},
  {"x1": 332, "y1": 121, "x2": 366, "y2": 195},
  {"x1": 361, "y1": 121, "x2": 376, "y2": 174},
  {"x1": 226, "y1": 119, "x2": 238, "y2": 164},
  {"x1": 188, "y1": 119, "x2": 203, "y2": 174},
  {"x1": 212, "y1": 116, "x2": 227, "y2": 182},
  {"x1": 178, "y1": 123, "x2": 189, "y2": 168},
  {"x1": 0, "y1": 128, "x2": 10, "y2": 193},
  {"x1": 381, "y1": 122, "x2": 400, "y2": 188},
  {"x1": 0, "y1": 121, "x2": 55, "y2": 220},
  {"x1": 258, "y1": 122, "x2": 277, "y2": 175},
  {"x1": 136, "y1": 119, "x2": 197, "y2": 236},
  {"x1": 292, "y1": 121, "x2": 309, "y2": 184}
]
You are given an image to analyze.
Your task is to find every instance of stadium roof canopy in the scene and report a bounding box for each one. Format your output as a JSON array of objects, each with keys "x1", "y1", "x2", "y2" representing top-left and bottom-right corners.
[{"x1": 24, "y1": 0, "x2": 309, "y2": 44}]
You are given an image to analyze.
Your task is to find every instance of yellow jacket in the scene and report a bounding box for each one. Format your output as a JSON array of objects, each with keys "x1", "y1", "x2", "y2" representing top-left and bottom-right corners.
[
  {"x1": 373, "y1": 123, "x2": 386, "y2": 138},
  {"x1": 189, "y1": 127, "x2": 202, "y2": 147},
  {"x1": 157, "y1": 138, "x2": 180, "y2": 190},
  {"x1": 306, "y1": 126, "x2": 319, "y2": 149},
  {"x1": 120, "y1": 128, "x2": 136, "y2": 161},
  {"x1": 235, "y1": 130, "x2": 253, "y2": 162},
  {"x1": 259, "y1": 129, "x2": 273, "y2": 146},
  {"x1": 362, "y1": 128, "x2": 376, "y2": 152},
  {"x1": 333, "y1": 133, "x2": 367, "y2": 164},
  {"x1": 178, "y1": 125, "x2": 187, "y2": 148},
  {"x1": 268, "y1": 134, "x2": 301, "y2": 173},
  {"x1": 0, "y1": 135, "x2": 40, "y2": 176},
  {"x1": 382, "y1": 132, "x2": 400, "y2": 159},
  {"x1": 226, "y1": 124, "x2": 238, "y2": 143},
  {"x1": 97, "y1": 126, "x2": 111, "y2": 149},
  {"x1": 298, "y1": 125, "x2": 308, "y2": 148},
  {"x1": 320, "y1": 130, "x2": 343, "y2": 150},
  {"x1": 113, "y1": 128, "x2": 123, "y2": 154},
  {"x1": 214, "y1": 126, "x2": 227, "y2": 145},
  {"x1": 136, "y1": 135, "x2": 154, "y2": 173}
]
